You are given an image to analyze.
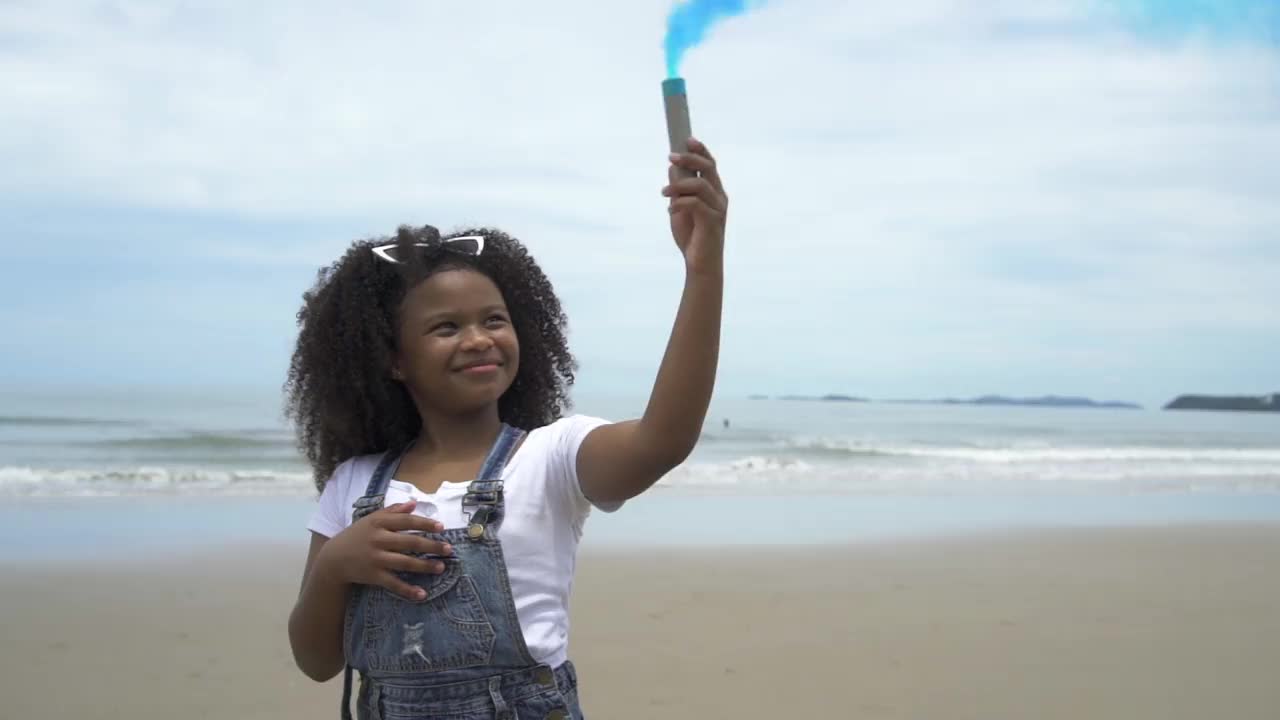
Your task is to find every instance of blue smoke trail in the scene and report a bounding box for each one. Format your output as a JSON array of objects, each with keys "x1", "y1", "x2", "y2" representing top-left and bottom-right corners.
[
  {"x1": 1106, "y1": 0, "x2": 1279, "y2": 44},
  {"x1": 664, "y1": 0, "x2": 761, "y2": 78}
]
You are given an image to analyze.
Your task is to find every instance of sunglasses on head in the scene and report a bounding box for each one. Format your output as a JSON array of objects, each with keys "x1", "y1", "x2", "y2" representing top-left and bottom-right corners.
[{"x1": 371, "y1": 235, "x2": 485, "y2": 264}]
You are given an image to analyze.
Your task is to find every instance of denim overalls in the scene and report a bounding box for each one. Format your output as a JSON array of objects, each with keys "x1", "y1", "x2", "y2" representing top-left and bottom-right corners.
[{"x1": 340, "y1": 424, "x2": 583, "y2": 720}]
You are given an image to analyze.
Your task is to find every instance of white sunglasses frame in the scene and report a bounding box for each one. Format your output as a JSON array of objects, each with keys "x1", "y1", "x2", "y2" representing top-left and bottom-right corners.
[{"x1": 371, "y1": 235, "x2": 486, "y2": 264}]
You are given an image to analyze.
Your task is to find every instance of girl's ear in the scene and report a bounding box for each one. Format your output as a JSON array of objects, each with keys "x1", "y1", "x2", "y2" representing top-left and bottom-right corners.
[{"x1": 390, "y1": 364, "x2": 404, "y2": 381}]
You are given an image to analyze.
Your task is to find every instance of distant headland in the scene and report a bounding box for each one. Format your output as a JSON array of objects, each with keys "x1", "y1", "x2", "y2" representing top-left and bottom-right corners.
[
  {"x1": 751, "y1": 392, "x2": 1280, "y2": 413},
  {"x1": 1164, "y1": 394, "x2": 1280, "y2": 413},
  {"x1": 753, "y1": 394, "x2": 1140, "y2": 409},
  {"x1": 774, "y1": 394, "x2": 867, "y2": 403}
]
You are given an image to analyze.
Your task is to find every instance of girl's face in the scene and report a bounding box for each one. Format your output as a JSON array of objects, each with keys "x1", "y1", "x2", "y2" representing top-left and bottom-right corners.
[{"x1": 393, "y1": 268, "x2": 520, "y2": 416}]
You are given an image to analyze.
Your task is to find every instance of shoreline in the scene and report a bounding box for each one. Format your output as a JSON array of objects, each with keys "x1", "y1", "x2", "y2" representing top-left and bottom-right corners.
[
  {"x1": 5, "y1": 492, "x2": 1280, "y2": 566},
  {"x1": 4, "y1": 525, "x2": 1279, "y2": 718}
]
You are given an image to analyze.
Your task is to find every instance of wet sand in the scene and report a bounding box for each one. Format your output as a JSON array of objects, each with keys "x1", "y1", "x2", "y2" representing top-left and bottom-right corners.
[{"x1": 2, "y1": 525, "x2": 1278, "y2": 719}]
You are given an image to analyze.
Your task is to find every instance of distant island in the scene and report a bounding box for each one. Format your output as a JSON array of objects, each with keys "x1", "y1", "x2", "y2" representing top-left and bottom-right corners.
[
  {"x1": 933, "y1": 395, "x2": 1141, "y2": 409},
  {"x1": 1165, "y1": 394, "x2": 1280, "y2": 413},
  {"x1": 776, "y1": 394, "x2": 868, "y2": 403}
]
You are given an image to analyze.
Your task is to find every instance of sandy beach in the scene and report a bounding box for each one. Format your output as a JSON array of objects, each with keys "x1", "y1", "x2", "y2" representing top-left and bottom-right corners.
[{"x1": 3, "y1": 525, "x2": 1278, "y2": 719}]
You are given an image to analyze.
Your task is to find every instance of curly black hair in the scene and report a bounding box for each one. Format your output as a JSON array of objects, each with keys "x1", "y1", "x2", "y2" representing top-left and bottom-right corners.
[{"x1": 284, "y1": 224, "x2": 577, "y2": 491}]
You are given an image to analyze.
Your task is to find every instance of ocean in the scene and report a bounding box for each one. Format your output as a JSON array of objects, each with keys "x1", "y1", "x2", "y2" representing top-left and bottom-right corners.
[{"x1": 2, "y1": 387, "x2": 1279, "y2": 560}]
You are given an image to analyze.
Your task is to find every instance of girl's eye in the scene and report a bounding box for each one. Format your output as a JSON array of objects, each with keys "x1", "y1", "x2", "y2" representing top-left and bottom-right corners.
[
  {"x1": 431, "y1": 322, "x2": 458, "y2": 335},
  {"x1": 485, "y1": 315, "x2": 508, "y2": 327}
]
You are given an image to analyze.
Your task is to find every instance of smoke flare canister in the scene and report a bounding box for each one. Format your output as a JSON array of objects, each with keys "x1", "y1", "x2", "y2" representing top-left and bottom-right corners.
[{"x1": 662, "y1": 77, "x2": 694, "y2": 179}]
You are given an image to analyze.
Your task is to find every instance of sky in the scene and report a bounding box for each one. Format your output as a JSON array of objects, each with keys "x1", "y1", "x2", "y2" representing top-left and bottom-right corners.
[{"x1": 1, "y1": 0, "x2": 1277, "y2": 409}]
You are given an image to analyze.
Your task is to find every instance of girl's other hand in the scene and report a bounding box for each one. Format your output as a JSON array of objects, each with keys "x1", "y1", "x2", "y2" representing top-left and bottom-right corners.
[{"x1": 315, "y1": 500, "x2": 452, "y2": 601}]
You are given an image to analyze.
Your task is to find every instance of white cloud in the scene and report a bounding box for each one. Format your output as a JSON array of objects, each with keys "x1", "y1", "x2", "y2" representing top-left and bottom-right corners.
[{"x1": 1, "y1": 0, "x2": 1277, "y2": 404}]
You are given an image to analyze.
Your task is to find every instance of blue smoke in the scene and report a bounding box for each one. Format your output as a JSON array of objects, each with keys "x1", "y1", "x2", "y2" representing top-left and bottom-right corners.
[
  {"x1": 664, "y1": 0, "x2": 760, "y2": 78},
  {"x1": 1107, "y1": 0, "x2": 1279, "y2": 44}
]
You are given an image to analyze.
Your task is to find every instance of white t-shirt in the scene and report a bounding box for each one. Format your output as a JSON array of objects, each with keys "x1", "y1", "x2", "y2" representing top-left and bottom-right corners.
[{"x1": 307, "y1": 415, "x2": 616, "y2": 669}]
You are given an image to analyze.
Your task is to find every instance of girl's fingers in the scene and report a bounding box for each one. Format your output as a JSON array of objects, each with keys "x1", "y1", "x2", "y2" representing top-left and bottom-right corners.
[
  {"x1": 380, "y1": 551, "x2": 446, "y2": 576},
  {"x1": 379, "y1": 512, "x2": 445, "y2": 534},
  {"x1": 376, "y1": 570, "x2": 428, "y2": 600},
  {"x1": 677, "y1": 138, "x2": 723, "y2": 191},
  {"x1": 379, "y1": 530, "x2": 452, "y2": 558},
  {"x1": 662, "y1": 177, "x2": 725, "y2": 211},
  {"x1": 668, "y1": 150, "x2": 715, "y2": 176},
  {"x1": 686, "y1": 136, "x2": 713, "y2": 159},
  {"x1": 669, "y1": 196, "x2": 716, "y2": 214}
]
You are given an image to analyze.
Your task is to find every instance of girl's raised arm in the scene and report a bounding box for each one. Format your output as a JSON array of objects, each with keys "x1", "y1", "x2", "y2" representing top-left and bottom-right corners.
[{"x1": 577, "y1": 138, "x2": 728, "y2": 504}]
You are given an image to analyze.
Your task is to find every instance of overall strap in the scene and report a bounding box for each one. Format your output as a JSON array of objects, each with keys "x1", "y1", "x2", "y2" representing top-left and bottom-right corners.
[
  {"x1": 462, "y1": 423, "x2": 526, "y2": 540},
  {"x1": 350, "y1": 445, "x2": 409, "y2": 522},
  {"x1": 340, "y1": 666, "x2": 354, "y2": 720},
  {"x1": 479, "y1": 423, "x2": 525, "y2": 480}
]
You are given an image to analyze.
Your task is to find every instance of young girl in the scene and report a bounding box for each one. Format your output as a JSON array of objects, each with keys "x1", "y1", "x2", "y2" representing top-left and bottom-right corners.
[{"x1": 286, "y1": 139, "x2": 727, "y2": 719}]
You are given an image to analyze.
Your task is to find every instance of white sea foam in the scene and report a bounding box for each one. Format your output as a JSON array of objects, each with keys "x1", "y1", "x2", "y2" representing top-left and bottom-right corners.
[
  {"x1": 6, "y1": 437, "x2": 1280, "y2": 497},
  {"x1": 781, "y1": 436, "x2": 1280, "y2": 464},
  {"x1": 0, "y1": 466, "x2": 314, "y2": 497},
  {"x1": 655, "y1": 447, "x2": 1280, "y2": 495}
]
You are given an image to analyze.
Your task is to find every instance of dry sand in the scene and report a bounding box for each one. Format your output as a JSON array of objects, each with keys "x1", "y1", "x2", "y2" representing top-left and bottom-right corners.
[{"x1": 3, "y1": 525, "x2": 1278, "y2": 719}]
